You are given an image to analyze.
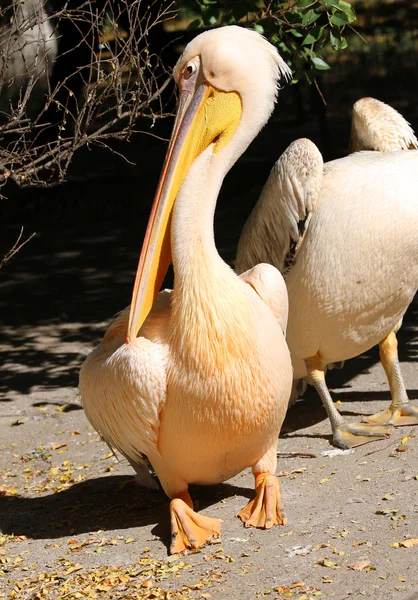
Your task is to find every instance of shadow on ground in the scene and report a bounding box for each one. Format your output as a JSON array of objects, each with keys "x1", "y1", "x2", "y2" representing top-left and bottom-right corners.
[{"x1": 0, "y1": 475, "x2": 252, "y2": 552}]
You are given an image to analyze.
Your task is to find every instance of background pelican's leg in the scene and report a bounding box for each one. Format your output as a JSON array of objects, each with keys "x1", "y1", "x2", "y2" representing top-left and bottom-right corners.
[
  {"x1": 238, "y1": 444, "x2": 286, "y2": 528},
  {"x1": 363, "y1": 331, "x2": 418, "y2": 426},
  {"x1": 305, "y1": 354, "x2": 392, "y2": 449}
]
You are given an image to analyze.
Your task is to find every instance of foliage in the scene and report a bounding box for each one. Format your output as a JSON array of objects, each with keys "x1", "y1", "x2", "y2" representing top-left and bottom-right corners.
[{"x1": 176, "y1": 0, "x2": 357, "y2": 83}]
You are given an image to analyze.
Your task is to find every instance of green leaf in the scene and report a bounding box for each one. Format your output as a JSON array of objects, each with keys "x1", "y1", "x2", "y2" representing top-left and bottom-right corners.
[
  {"x1": 330, "y1": 4, "x2": 355, "y2": 24},
  {"x1": 302, "y1": 9, "x2": 320, "y2": 26},
  {"x1": 329, "y1": 29, "x2": 347, "y2": 50},
  {"x1": 330, "y1": 12, "x2": 349, "y2": 26},
  {"x1": 302, "y1": 25, "x2": 325, "y2": 45},
  {"x1": 311, "y1": 56, "x2": 331, "y2": 70},
  {"x1": 297, "y1": 0, "x2": 316, "y2": 6},
  {"x1": 253, "y1": 23, "x2": 264, "y2": 35},
  {"x1": 288, "y1": 28, "x2": 303, "y2": 38},
  {"x1": 336, "y1": 0, "x2": 356, "y2": 19}
]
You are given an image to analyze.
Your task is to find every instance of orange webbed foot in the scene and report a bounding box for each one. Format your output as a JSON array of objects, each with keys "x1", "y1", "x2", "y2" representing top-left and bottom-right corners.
[
  {"x1": 169, "y1": 493, "x2": 222, "y2": 554},
  {"x1": 362, "y1": 403, "x2": 418, "y2": 427},
  {"x1": 238, "y1": 473, "x2": 286, "y2": 529}
]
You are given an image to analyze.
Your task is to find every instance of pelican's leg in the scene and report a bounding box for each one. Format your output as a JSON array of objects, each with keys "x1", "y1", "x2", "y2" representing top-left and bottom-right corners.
[
  {"x1": 169, "y1": 489, "x2": 222, "y2": 554},
  {"x1": 305, "y1": 354, "x2": 392, "y2": 449},
  {"x1": 238, "y1": 444, "x2": 286, "y2": 528},
  {"x1": 363, "y1": 332, "x2": 418, "y2": 426}
]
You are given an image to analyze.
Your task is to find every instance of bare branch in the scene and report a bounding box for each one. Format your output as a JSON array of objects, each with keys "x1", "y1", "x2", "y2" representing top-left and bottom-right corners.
[
  {"x1": 0, "y1": 0, "x2": 178, "y2": 190},
  {"x1": 0, "y1": 227, "x2": 36, "y2": 269}
]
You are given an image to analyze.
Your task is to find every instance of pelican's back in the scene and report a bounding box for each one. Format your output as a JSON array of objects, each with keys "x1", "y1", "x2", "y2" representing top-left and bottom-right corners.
[{"x1": 286, "y1": 150, "x2": 418, "y2": 375}]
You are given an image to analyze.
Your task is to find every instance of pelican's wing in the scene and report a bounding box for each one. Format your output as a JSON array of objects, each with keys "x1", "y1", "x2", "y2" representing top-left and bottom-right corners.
[
  {"x1": 236, "y1": 138, "x2": 323, "y2": 275},
  {"x1": 349, "y1": 97, "x2": 418, "y2": 153},
  {"x1": 79, "y1": 291, "x2": 171, "y2": 488},
  {"x1": 240, "y1": 263, "x2": 288, "y2": 335}
]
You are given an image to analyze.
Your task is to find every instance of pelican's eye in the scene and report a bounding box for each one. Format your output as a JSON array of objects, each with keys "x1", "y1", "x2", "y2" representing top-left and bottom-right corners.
[{"x1": 184, "y1": 60, "x2": 197, "y2": 79}]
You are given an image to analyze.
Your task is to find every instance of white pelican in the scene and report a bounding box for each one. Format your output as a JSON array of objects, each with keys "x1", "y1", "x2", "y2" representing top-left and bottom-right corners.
[
  {"x1": 236, "y1": 99, "x2": 418, "y2": 449},
  {"x1": 79, "y1": 26, "x2": 293, "y2": 554},
  {"x1": 0, "y1": 0, "x2": 57, "y2": 118}
]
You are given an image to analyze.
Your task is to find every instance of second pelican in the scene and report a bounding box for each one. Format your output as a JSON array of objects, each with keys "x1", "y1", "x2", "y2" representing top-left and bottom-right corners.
[{"x1": 236, "y1": 99, "x2": 418, "y2": 449}]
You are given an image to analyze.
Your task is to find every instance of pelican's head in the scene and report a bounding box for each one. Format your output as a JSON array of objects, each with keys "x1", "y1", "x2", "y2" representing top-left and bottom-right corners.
[
  {"x1": 349, "y1": 97, "x2": 418, "y2": 153},
  {"x1": 127, "y1": 26, "x2": 291, "y2": 341}
]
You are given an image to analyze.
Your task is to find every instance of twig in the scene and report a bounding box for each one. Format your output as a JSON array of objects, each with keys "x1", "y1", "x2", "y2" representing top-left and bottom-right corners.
[
  {"x1": 0, "y1": 227, "x2": 36, "y2": 269},
  {"x1": 365, "y1": 426, "x2": 417, "y2": 456},
  {"x1": 277, "y1": 451, "x2": 317, "y2": 458}
]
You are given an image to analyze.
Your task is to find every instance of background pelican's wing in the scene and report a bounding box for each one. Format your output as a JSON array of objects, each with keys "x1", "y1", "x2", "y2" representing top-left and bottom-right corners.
[{"x1": 236, "y1": 138, "x2": 323, "y2": 276}]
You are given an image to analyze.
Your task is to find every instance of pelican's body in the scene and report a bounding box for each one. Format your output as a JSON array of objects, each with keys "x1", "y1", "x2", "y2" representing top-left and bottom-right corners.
[
  {"x1": 80, "y1": 26, "x2": 293, "y2": 553},
  {"x1": 237, "y1": 99, "x2": 418, "y2": 448},
  {"x1": 286, "y1": 150, "x2": 418, "y2": 374},
  {"x1": 83, "y1": 266, "x2": 290, "y2": 489}
]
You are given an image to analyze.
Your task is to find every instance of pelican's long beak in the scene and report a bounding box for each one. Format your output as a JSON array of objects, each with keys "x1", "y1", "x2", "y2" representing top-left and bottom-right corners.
[{"x1": 127, "y1": 71, "x2": 242, "y2": 342}]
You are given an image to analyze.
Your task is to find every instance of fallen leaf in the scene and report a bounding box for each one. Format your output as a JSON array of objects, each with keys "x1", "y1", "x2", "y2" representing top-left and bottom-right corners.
[
  {"x1": 100, "y1": 452, "x2": 114, "y2": 460},
  {"x1": 319, "y1": 478, "x2": 330, "y2": 484},
  {"x1": 376, "y1": 509, "x2": 398, "y2": 515},
  {"x1": 312, "y1": 543, "x2": 330, "y2": 552},
  {"x1": 64, "y1": 563, "x2": 83, "y2": 575},
  {"x1": 399, "y1": 538, "x2": 418, "y2": 548},
  {"x1": 348, "y1": 560, "x2": 371, "y2": 571},
  {"x1": 316, "y1": 558, "x2": 340, "y2": 569},
  {"x1": 352, "y1": 541, "x2": 369, "y2": 547},
  {"x1": 51, "y1": 443, "x2": 67, "y2": 451},
  {"x1": 11, "y1": 418, "x2": 29, "y2": 427}
]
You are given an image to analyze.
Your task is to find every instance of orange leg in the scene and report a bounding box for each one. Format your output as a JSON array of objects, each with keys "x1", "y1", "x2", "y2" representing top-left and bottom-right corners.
[
  {"x1": 169, "y1": 490, "x2": 222, "y2": 554},
  {"x1": 363, "y1": 332, "x2": 418, "y2": 426},
  {"x1": 238, "y1": 472, "x2": 287, "y2": 528}
]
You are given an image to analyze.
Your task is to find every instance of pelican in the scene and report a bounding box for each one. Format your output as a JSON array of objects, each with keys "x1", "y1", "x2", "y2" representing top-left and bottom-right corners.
[
  {"x1": 236, "y1": 98, "x2": 418, "y2": 449},
  {"x1": 0, "y1": 0, "x2": 57, "y2": 118},
  {"x1": 79, "y1": 26, "x2": 293, "y2": 554}
]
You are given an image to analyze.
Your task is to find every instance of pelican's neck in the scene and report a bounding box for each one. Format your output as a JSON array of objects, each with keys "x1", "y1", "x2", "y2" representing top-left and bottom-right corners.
[
  {"x1": 169, "y1": 142, "x2": 255, "y2": 354},
  {"x1": 171, "y1": 144, "x2": 230, "y2": 288}
]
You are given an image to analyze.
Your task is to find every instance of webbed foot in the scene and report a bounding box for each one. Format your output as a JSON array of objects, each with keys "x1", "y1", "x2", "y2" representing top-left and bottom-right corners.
[
  {"x1": 170, "y1": 494, "x2": 222, "y2": 554},
  {"x1": 238, "y1": 473, "x2": 286, "y2": 528},
  {"x1": 363, "y1": 403, "x2": 418, "y2": 427},
  {"x1": 333, "y1": 422, "x2": 392, "y2": 449}
]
